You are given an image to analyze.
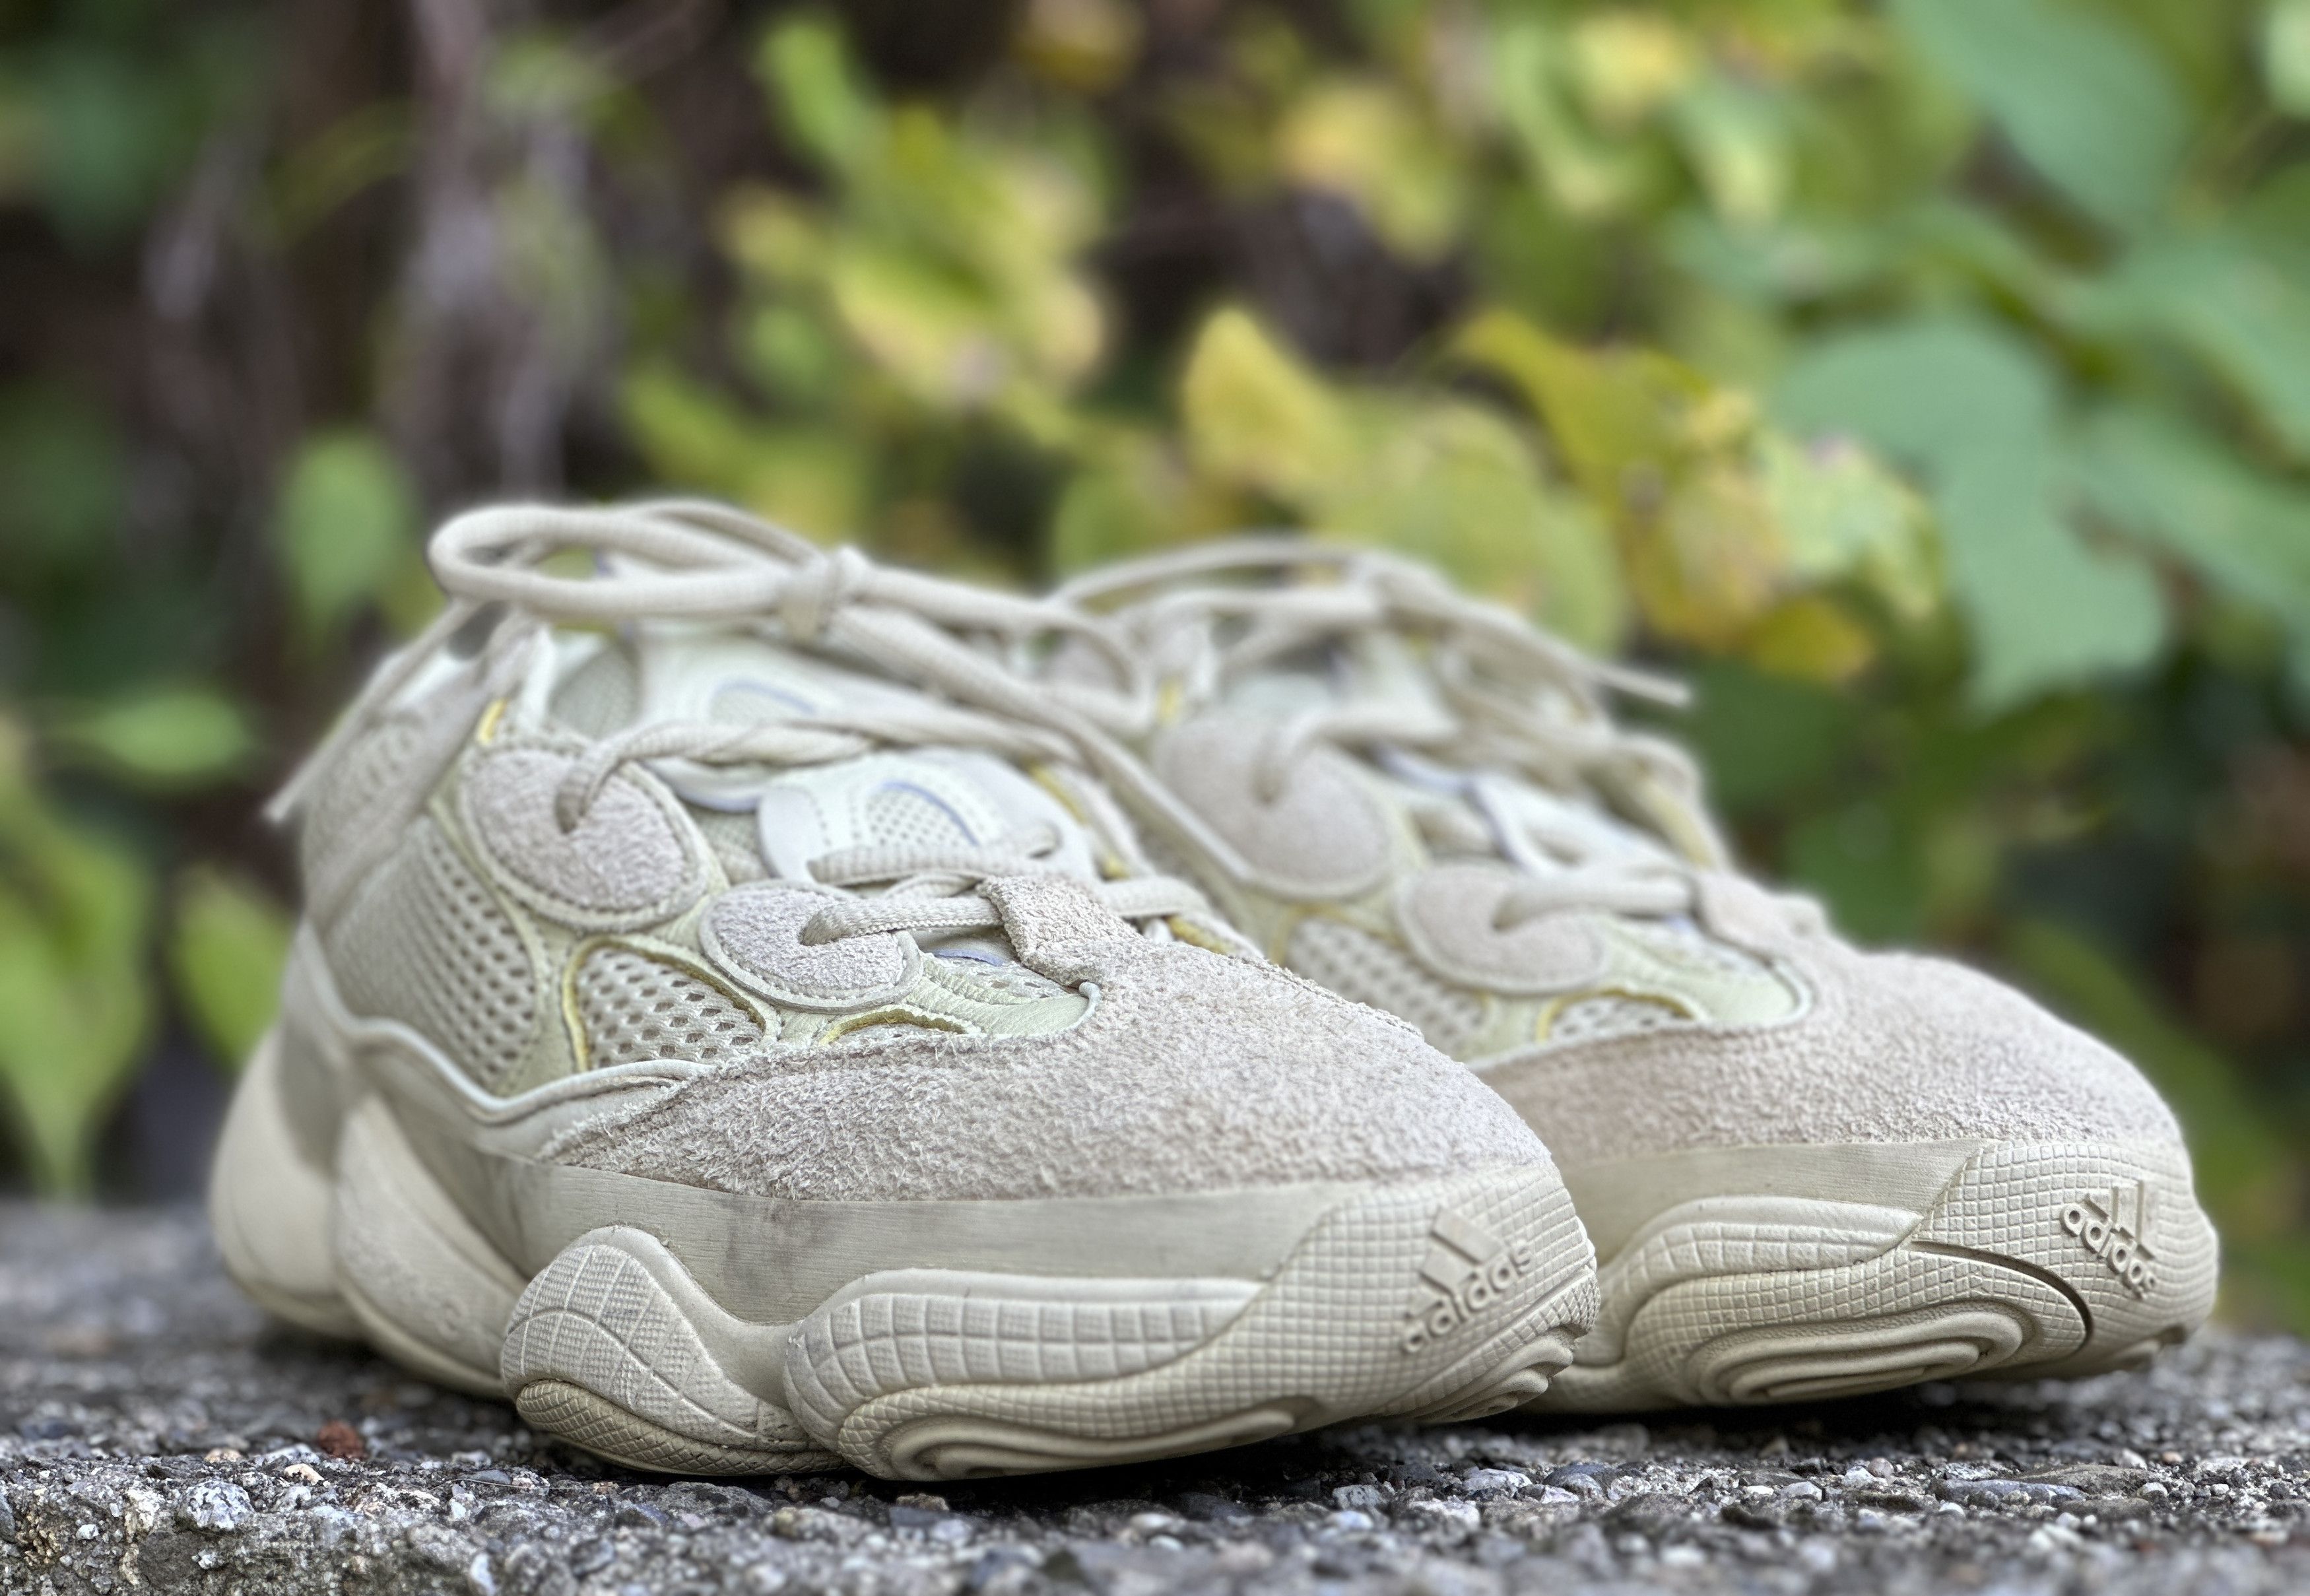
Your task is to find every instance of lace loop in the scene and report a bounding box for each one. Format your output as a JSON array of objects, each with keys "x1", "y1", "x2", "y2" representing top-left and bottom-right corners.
[
  {"x1": 1058, "y1": 536, "x2": 1734, "y2": 919},
  {"x1": 269, "y1": 498, "x2": 1221, "y2": 958}
]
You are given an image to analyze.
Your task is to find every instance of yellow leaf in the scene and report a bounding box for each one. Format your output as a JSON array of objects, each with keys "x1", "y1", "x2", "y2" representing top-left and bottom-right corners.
[
  {"x1": 1628, "y1": 464, "x2": 1787, "y2": 646},
  {"x1": 1569, "y1": 11, "x2": 1701, "y2": 128},
  {"x1": 721, "y1": 189, "x2": 828, "y2": 285},
  {"x1": 1742, "y1": 594, "x2": 1878, "y2": 683},
  {"x1": 1014, "y1": 0, "x2": 1143, "y2": 92},
  {"x1": 1317, "y1": 397, "x2": 1629, "y2": 651},
  {"x1": 1756, "y1": 431, "x2": 1940, "y2": 620},
  {"x1": 1179, "y1": 308, "x2": 1354, "y2": 502},
  {"x1": 1276, "y1": 79, "x2": 1465, "y2": 259},
  {"x1": 830, "y1": 243, "x2": 1010, "y2": 407},
  {"x1": 1453, "y1": 308, "x2": 1710, "y2": 510}
]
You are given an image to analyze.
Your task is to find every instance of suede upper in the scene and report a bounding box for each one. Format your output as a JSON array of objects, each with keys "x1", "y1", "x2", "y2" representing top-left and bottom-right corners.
[
  {"x1": 1058, "y1": 538, "x2": 2193, "y2": 1174},
  {"x1": 1484, "y1": 930, "x2": 2182, "y2": 1167},
  {"x1": 539, "y1": 874, "x2": 1550, "y2": 1202}
]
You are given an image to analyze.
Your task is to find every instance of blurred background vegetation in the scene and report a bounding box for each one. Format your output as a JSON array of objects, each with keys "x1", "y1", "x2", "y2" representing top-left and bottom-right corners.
[{"x1": 3, "y1": 0, "x2": 2309, "y2": 1325}]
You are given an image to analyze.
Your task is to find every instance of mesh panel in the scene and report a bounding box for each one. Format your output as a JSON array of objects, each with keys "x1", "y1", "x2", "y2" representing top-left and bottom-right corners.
[
  {"x1": 1286, "y1": 917, "x2": 1485, "y2": 1054},
  {"x1": 690, "y1": 807, "x2": 766, "y2": 884},
  {"x1": 865, "y1": 783, "x2": 974, "y2": 850},
  {"x1": 577, "y1": 945, "x2": 764, "y2": 1068},
  {"x1": 1545, "y1": 993, "x2": 1690, "y2": 1046},
  {"x1": 552, "y1": 646, "x2": 640, "y2": 735},
  {"x1": 301, "y1": 715, "x2": 423, "y2": 890},
  {"x1": 937, "y1": 958, "x2": 1070, "y2": 1004},
  {"x1": 328, "y1": 818, "x2": 537, "y2": 1090}
]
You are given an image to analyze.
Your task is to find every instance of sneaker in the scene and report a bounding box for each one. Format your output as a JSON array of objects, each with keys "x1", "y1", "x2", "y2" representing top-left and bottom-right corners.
[
  {"x1": 209, "y1": 502, "x2": 1598, "y2": 1479},
  {"x1": 1057, "y1": 537, "x2": 2219, "y2": 1409}
]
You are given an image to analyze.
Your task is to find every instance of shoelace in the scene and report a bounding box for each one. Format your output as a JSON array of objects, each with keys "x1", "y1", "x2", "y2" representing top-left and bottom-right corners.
[
  {"x1": 275, "y1": 500, "x2": 1204, "y2": 952},
  {"x1": 1059, "y1": 537, "x2": 1764, "y2": 932}
]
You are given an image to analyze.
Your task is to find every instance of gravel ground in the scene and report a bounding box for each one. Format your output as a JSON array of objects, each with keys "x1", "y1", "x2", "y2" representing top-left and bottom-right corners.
[{"x1": 5, "y1": 1205, "x2": 2309, "y2": 1595}]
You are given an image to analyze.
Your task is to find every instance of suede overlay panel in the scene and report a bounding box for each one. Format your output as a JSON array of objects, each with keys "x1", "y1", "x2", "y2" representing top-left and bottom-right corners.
[
  {"x1": 981, "y1": 874, "x2": 1135, "y2": 985},
  {"x1": 540, "y1": 936, "x2": 1549, "y2": 1201},
  {"x1": 1396, "y1": 863, "x2": 1606, "y2": 994},
  {"x1": 704, "y1": 882, "x2": 918, "y2": 1006},
  {"x1": 1153, "y1": 715, "x2": 1392, "y2": 899},
  {"x1": 1482, "y1": 937, "x2": 2184, "y2": 1164},
  {"x1": 463, "y1": 747, "x2": 699, "y2": 922}
]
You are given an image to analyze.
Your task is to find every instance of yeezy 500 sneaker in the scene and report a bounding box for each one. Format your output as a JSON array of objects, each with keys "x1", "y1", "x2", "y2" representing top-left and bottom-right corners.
[
  {"x1": 1058, "y1": 538, "x2": 2218, "y2": 1411},
  {"x1": 210, "y1": 503, "x2": 1598, "y2": 1480}
]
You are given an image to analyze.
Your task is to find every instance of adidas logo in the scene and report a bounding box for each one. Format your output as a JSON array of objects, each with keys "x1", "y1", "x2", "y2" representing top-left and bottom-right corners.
[
  {"x1": 2060, "y1": 1181, "x2": 2159, "y2": 1298},
  {"x1": 1398, "y1": 1209, "x2": 1537, "y2": 1354}
]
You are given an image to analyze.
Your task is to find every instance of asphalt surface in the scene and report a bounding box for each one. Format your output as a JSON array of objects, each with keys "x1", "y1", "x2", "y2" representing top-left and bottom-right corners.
[{"x1": 3, "y1": 1203, "x2": 2307, "y2": 1595}]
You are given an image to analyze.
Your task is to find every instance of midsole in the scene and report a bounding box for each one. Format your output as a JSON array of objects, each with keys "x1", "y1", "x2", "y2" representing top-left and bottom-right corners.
[
  {"x1": 1562, "y1": 1137, "x2": 2200, "y2": 1271},
  {"x1": 1561, "y1": 1140, "x2": 1994, "y2": 1263},
  {"x1": 274, "y1": 934, "x2": 1379, "y2": 1324},
  {"x1": 407, "y1": 1143, "x2": 1361, "y2": 1325}
]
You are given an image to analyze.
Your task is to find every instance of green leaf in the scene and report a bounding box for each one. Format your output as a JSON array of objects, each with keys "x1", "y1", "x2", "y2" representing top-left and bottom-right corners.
[
  {"x1": 1754, "y1": 431, "x2": 1939, "y2": 621},
  {"x1": 1682, "y1": 661, "x2": 1857, "y2": 816},
  {"x1": 271, "y1": 429, "x2": 418, "y2": 636},
  {"x1": 51, "y1": 683, "x2": 257, "y2": 789},
  {"x1": 27, "y1": 44, "x2": 182, "y2": 245},
  {"x1": 1938, "y1": 453, "x2": 2166, "y2": 710},
  {"x1": 169, "y1": 866, "x2": 291, "y2": 1072},
  {"x1": 0, "y1": 381, "x2": 124, "y2": 569},
  {"x1": 2268, "y1": 0, "x2": 2310, "y2": 116},
  {"x1": 1668, "y1": 75, "x2": 1791, "y2": 231},
  {"x1": 1774, "y1": 317, "x2": 2164, "y2": 708},
  {"x1": 1892, "y1": 0, "x2": 2186, "y2": 231},
  {"x1": 760, "y1": 15, "x2": 878, "y2": 173},
  {"x1": 1786, "y1": 799, "x2": 1926, "y2": 944},
  {"x1": 1319, "y1": 396, "x2": 1630, "y2": 652},
  {"x1": 0, "y1": 721, "x2": 151, "y2": 1196},
  {"x1": 2074, "y1": 404, "x2": 2310, "y2": 630},
  {"x1": 2108, "y1": 233, "x2": 2310, "y2": 463}
]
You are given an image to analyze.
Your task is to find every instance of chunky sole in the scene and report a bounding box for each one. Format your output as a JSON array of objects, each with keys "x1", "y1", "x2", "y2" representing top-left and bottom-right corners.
[
  {"x1": 1536, "y1": 1139, "x2": 2216, "y2": 1410},
  {"x1": 213, "y1": 1030, "x2": 1598, "y2": 1479}
]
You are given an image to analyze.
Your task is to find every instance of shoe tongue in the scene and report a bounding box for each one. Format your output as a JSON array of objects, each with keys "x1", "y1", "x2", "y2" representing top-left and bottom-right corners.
[{"x1": 601, "y1": 624, "x2": 1105, "y2": 955}]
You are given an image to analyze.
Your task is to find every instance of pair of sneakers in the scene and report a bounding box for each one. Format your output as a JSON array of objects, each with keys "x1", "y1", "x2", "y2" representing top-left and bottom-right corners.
[{"x1": 211, "y1": 500, "x2": 2216, "y2": 1482}]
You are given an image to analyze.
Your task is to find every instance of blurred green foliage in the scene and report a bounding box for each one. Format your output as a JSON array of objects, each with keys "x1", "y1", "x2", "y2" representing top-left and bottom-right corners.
[{"x1": 1, "y1": 0, "x2": 2307, "y2": 1325}]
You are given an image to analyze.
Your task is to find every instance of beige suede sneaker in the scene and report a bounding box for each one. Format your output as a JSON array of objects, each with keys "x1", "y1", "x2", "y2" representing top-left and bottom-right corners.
[
  {"x1": 209, "y1": 504, "x2": 1597, "y2": 1480},
  {"x1": 1057, "y1": 537, "x2": 2219, "y2": 1411}
]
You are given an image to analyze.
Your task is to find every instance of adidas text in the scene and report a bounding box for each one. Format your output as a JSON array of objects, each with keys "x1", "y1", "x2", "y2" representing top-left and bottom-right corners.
[
  {"x1": 1399, "y1": 1210, "x2": 1538, "y2": 1354},
  {"x1": 2060, "y1": 1182, "x2": 2158, "y2": 1298}
]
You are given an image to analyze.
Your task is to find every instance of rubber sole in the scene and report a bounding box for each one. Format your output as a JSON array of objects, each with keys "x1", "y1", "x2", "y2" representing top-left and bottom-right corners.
[
  {"x1": 213, "y1": 1030, "x2": 1599, "y2": 1479},
  {"x1": 1536, "y1": 1139, "x2": 2217, "y2": 1410}
]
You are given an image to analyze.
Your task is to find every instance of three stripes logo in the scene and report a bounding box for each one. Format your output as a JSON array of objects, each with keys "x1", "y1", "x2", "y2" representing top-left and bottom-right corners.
[
  {"x1": 1398, "y1": 1209, "x2": 1537, "y2": 1354},
  {"x1": 2060, "y1": 1181, "x2": 2159, "y2": 1298}
]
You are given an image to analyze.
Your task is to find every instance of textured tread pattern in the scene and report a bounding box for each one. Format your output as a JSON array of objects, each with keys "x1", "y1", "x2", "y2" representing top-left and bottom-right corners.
[
  {"x1": 502, "y1": 1243, "x2": 824, "y2": 1469},
  {"x1": 794, "y1": 1170, "x2": 1594, "y2": 1479},
  {"x1": 328, "y1": 818, "x2": 536, "y2": 1090},
  {"x1": 503, "y1": 1169, "x2": 1596, "y2": 1480},
  {"x1": 1541, "y1": 1140, "x2": 2218, "y2": 1411},
  {"x1": 513, "y1": 1381, "x2": 828, "y2": 1475},
  {"x1": 1287, "y1": 917, "x2": 1485, "y2": 1053},
  {"x1": 791, "y1": 1282, "x2": 1257, "y2": 1422},
  {"x1": 576, "y1": 945, "x2": 764, "y2": 1069}
]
